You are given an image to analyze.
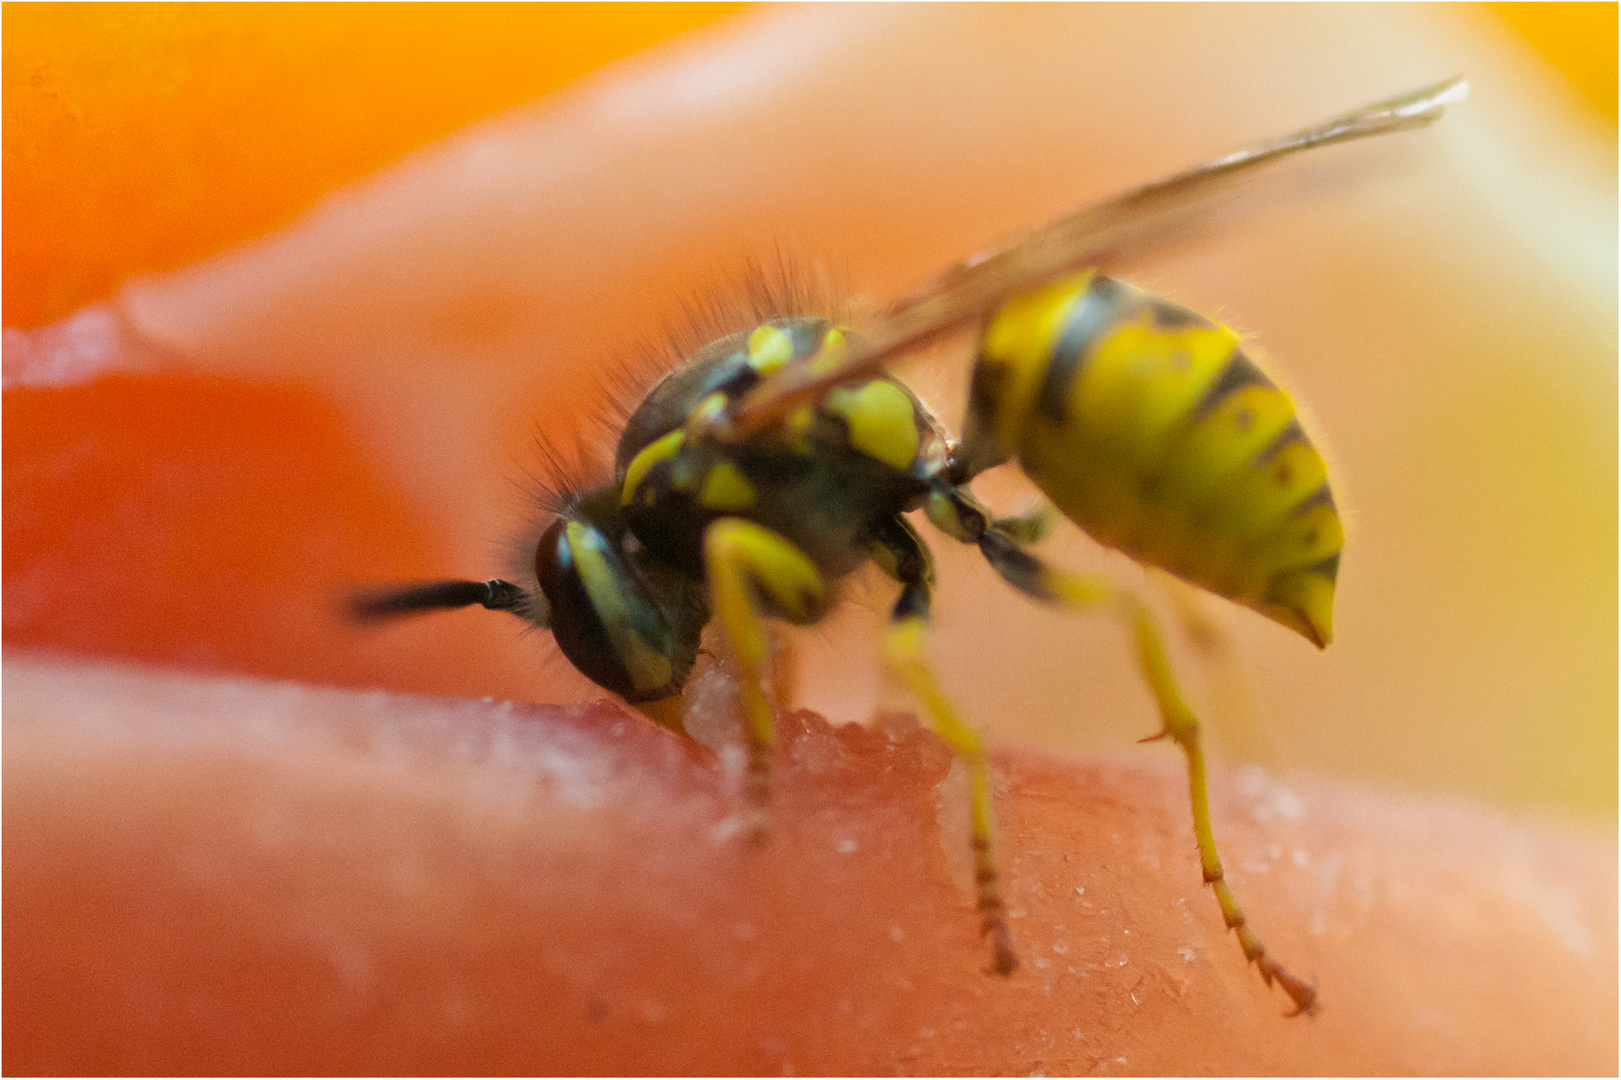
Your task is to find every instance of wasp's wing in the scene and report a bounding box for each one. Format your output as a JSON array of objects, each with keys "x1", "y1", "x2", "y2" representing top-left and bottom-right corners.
[{"x1": 725, "y1": 77, "x2": 1467, "y2": 435}]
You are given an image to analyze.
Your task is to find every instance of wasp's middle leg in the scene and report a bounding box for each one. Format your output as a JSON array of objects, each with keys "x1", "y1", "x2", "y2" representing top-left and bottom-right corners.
[
  {"x1": 869, "y1": 515, "x2": 1018, "y2": 976},
  {"x1": 925, "y1": 485, "x2": 1315, "y2": 1014},
  {"x1": 703, "y1": 518, "x2": 828, "y2": 835}
]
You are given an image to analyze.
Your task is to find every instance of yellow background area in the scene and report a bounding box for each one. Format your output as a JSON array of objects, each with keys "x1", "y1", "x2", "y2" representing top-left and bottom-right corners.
[{"x1": 1490, "y1": 0, "x2": 1618, "y2": 121}]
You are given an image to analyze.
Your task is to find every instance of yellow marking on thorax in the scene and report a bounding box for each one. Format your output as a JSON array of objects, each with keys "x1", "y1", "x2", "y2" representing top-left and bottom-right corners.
[
  {"x1": 747, "y1": 325, "x2": 795, "y2": 374},
  {"x1": 687, "y1": 391, "x2": 729, "y2": 433},
  {"x1": 808, "y1": 325, "x2": 850, "y2": 375},
  {"x1": 824, "y1": 379, "x2": 921, "y2": 469},
  {"x1": 564, "y1": 521, "x2": 673, "y2": 694},
  {"x1": 700, "y1": 460, "x2": 757, "y2": 510},
  {"x1": 785, "y1": 405, "x2": 816, "y2": 454},
  {"x1": 619, "y1": 429, "x2": 685, "y2": 506}
]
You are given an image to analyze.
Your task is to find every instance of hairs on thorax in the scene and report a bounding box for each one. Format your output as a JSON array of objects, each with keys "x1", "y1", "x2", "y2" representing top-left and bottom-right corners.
[{"x1": 503, "y1": 250, "x2": 852, "y2": 598}]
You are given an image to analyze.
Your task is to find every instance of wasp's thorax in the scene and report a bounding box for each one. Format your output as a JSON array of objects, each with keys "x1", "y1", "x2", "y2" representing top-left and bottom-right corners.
[{"x1": 613, "y1": 318, "x2": 948, "y2": 580}]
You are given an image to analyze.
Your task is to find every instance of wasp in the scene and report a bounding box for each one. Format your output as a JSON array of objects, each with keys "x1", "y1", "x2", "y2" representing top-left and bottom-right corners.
[{"x1": 356, "y1": 79, "x2": 1466, "y2": 1017}]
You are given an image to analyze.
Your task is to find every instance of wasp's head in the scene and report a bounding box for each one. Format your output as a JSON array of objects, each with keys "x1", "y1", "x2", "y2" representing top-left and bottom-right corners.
[{"x1": 532, "y1": 502, "x2": 696, "y2": 704}]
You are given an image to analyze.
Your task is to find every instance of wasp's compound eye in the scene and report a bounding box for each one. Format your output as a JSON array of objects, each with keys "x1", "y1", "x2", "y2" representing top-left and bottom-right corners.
[{"x1": 534, "y1": 518, "x2": 679, "y2": 702}]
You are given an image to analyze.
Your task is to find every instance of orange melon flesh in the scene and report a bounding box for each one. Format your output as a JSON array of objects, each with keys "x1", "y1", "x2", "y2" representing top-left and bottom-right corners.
[{"x1": 5, "y1": 653, "x2": 1616, "y2": 1075}]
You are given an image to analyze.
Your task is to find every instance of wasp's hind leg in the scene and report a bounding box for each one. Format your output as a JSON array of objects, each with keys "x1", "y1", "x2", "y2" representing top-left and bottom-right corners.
[
  {"x1": 1152, "y1": 569, "x2": 1275, "y2": 766},
  {"x1": 869, "y1": 515, "x2": 1018, "y2": 977},
  {"x1": 926, "y1": 485, "x2": 1314, "y2": 1015},
  {"x1": 703, "y1": 519, "x2": 828, "y2": 839}
]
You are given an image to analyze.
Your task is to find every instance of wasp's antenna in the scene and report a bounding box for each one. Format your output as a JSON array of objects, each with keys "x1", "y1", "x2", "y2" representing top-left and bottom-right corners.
[{"x1": 351, "y1": 579, "x2": 545, "y2": 625}]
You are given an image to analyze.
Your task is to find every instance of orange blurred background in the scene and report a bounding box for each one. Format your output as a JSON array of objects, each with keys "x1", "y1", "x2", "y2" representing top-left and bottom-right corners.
[
  {"x1": 4, "y1": 4, "x2": 747, "y2": 329},
  {"x1": 4, "y1": 4, "x2": 1616, "y2": 817},
  {"x1": 5, "y1": 4, "x2": 1611, "y2": 330}
]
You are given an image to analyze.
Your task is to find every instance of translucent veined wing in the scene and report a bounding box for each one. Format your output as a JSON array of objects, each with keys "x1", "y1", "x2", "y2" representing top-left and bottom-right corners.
[{"x1": 723, "y1": 77, "x2": 1468, "y2": 437}]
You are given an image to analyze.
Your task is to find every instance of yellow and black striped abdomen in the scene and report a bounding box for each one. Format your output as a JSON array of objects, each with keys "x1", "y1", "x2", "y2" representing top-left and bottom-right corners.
[{"x1": 963, "y1": 271, "x2": 1340, "y2": 646}]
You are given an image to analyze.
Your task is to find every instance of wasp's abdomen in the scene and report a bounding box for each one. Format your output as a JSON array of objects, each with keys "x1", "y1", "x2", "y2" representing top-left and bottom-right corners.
[{"x1": 966, "y1": 271, "x2": 1340, "y2": 646}]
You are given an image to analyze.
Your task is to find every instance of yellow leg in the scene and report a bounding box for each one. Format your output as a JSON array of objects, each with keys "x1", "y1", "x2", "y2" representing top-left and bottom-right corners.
[
  {"x1": 967, "y1": 516, "x2": 1315, "y2": 1014},
  {"x1": 1065, "y1": 576, "x2": 1315, "y2": 1013},
  {"x1": 1153, "y1": 569, "x2": 1274, "y2": 766},
  {"x1": 1129, "y1": 594, "x2": 1315, "y2": 1013},
  {"x1": 884, "y1": 616, "x2": 1018, "y2": 976},
  {"x1": 703, "y1": 518, "x2": 826, "y2": 836},
  {"x1": 867, "y1": 513, "x2": 1018, "y2": 976},
  {"x1": 770, "y1": 628, "x2": 800, "y2": 717}
]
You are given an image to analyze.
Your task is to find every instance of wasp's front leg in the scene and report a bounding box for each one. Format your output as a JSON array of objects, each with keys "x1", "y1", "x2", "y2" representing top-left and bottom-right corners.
[{"x1": 702, "y1": 518, "x2": 828, "y2": 838}]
